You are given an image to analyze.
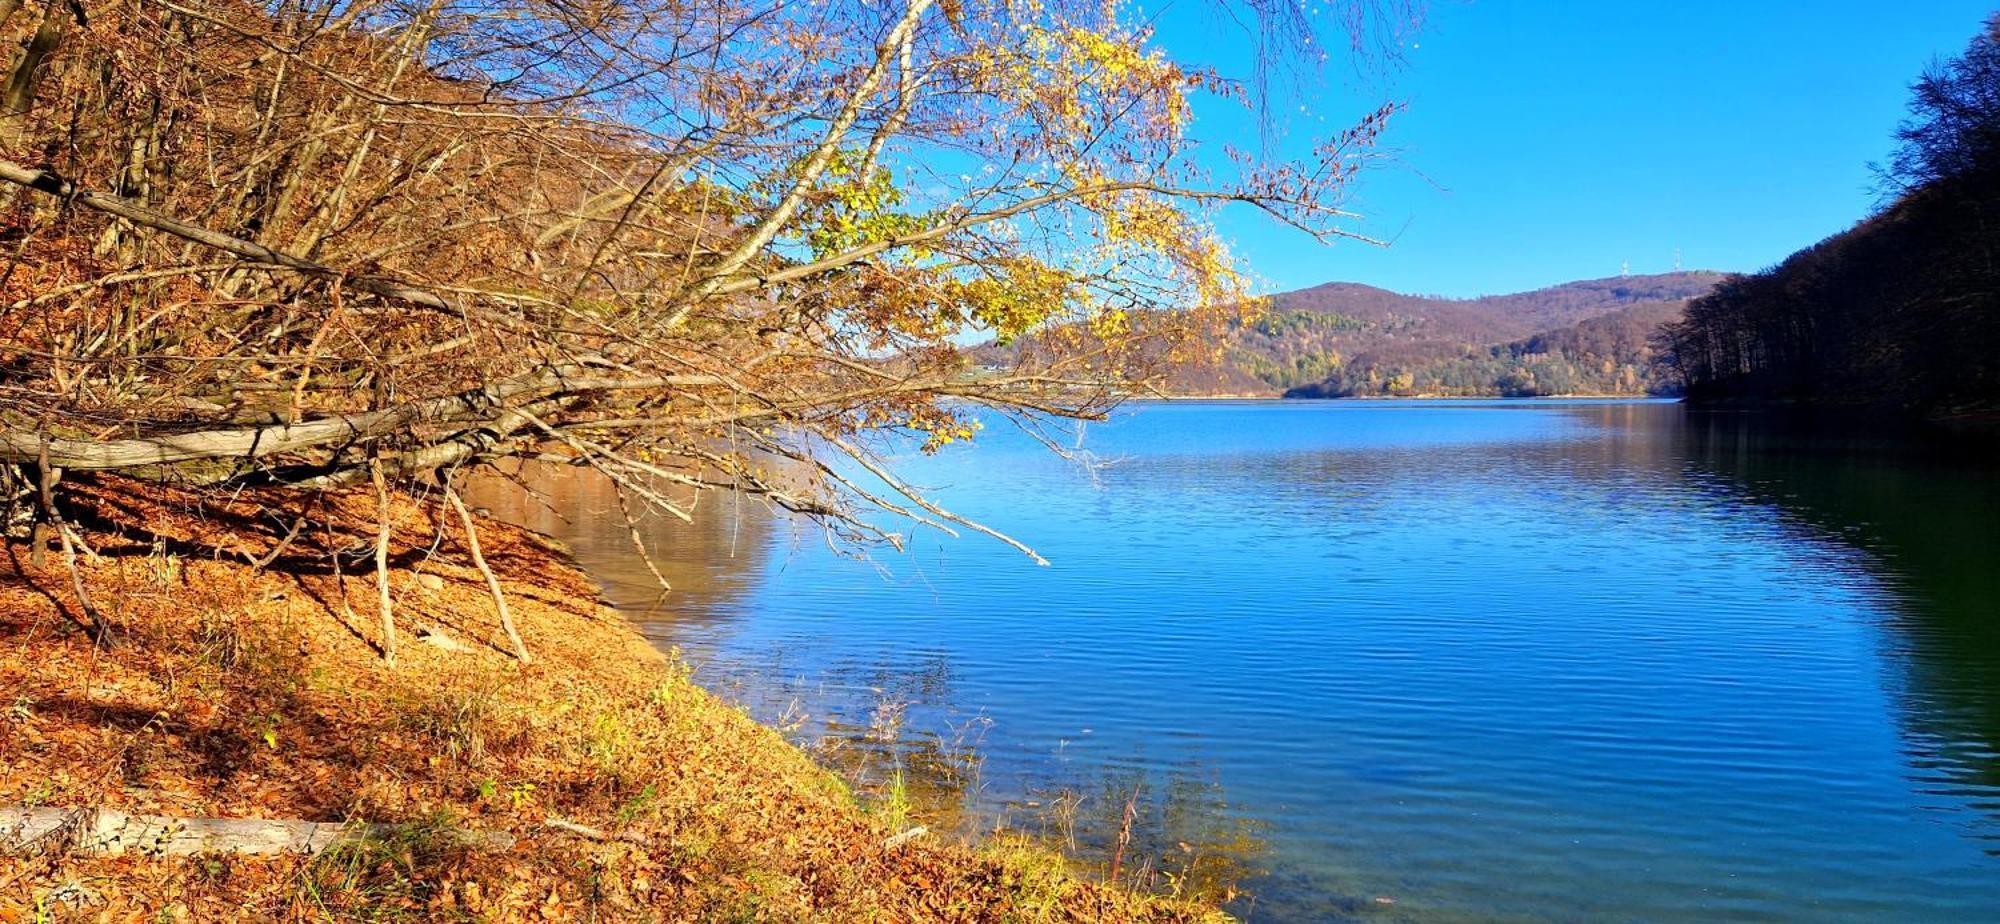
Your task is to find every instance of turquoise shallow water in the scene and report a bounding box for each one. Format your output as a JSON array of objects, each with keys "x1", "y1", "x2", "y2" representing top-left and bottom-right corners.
[{"x1": 508, "y1": 400, "x2": 2000, "y2": 922}]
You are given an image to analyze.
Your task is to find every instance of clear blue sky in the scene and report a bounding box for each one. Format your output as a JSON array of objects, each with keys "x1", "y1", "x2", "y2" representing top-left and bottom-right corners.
[{"x1": 1155, "y1": 1, "x2": 1999, "y2": 297}]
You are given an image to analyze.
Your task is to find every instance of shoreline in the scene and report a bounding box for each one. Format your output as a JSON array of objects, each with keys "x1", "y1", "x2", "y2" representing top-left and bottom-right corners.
[{"x1": 0, "y1": 474, "x2": 1224, "y2": 922}]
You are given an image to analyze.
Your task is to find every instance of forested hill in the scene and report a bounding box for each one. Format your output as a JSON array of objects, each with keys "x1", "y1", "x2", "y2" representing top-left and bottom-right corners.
[
  {"x1": 1664, "y1": 16, "x2": 2000, "y2": 417},
  {"x1": 1164, "y1": 270, "x2": 1724, "y2": 396}
]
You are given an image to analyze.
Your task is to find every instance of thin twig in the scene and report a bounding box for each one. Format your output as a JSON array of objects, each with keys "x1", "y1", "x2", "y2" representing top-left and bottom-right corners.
[
  {"x1": 369, "y1": 458, "x2": 397, "y2": 667},
  {"x1": 444, "y1": 482, "x2": 529, "y2": 662}
]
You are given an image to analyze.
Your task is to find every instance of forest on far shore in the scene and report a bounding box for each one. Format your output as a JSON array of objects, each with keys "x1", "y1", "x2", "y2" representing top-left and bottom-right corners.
[
  {"x1": 1275, "y1": 293, "x2": 1698, "y2": 399},
  {"x1": 981, "y1": 271, "x2": 1724, "y2": 397},
  {"x1": 1663, "y1": 16, "x2": 2000, "y2": 417}
]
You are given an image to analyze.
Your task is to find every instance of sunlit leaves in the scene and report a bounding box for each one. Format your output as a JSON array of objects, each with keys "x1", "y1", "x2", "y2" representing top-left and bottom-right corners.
[
  {"x1": 797, "y1": 150, "x2": 934, "y2": 261},
  {"x1": 944, "y1": 256, "x2": 1086, "y2": 343}
]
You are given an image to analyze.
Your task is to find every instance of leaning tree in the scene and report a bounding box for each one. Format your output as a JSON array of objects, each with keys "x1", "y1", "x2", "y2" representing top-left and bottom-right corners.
[{"x1": 0, "y1": 0, "x2": 1413, "y2": 660}]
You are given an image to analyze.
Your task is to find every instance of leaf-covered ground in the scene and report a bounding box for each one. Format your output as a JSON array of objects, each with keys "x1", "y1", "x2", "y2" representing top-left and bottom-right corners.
[{"x1": 0, "y1": 475, "x2": 1227, "y2": 922}]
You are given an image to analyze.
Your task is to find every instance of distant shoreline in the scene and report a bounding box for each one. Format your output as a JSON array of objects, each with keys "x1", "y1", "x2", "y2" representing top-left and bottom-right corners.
[{"x1": 1137, "y1": 392, "x2": 1678, "y2": 402}]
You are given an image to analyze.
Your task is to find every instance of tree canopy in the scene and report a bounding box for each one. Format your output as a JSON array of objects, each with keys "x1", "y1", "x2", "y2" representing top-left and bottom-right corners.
[
  {"x1": 1886, "y1": 14, "x2": 2000, "y2": 192},
  {"x1": 1663, "y1": 14, "x2": 2000, "y2": 415},
  {"x1": 0, "y1": 0, "x2": 1414, "y2": 653}
]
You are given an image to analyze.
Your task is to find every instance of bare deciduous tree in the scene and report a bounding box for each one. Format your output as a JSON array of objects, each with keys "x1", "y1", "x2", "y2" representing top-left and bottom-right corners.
[{"x1": 0, "y1": 0, "x2": 1413, "y2": 658}]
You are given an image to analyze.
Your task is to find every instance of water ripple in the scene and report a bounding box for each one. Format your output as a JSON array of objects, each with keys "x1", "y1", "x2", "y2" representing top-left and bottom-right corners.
[{"x1": 522, "y1": 400, "x2": 2000, "y2": 923}]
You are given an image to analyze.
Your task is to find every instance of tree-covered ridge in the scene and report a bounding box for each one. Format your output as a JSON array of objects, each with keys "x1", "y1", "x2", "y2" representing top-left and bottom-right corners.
[
  {"x1": 1286, "y1": 298, "x2": 1693, "y2": 397},
  {"x1": 1222, "y1": 308, "x2": 1368, "y2": 391},
  {"x1": 1663, "y1": 15, "x2": 2000, "y2": 416},
  {"x1": 1114, "y1": 271, "x2": 1723, "y2": 395}
]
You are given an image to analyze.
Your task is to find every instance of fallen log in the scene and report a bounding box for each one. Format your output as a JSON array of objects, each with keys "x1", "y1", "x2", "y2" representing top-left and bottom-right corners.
[{"x1": 0, "y1": 806, "x2": 515, "y2": 857}]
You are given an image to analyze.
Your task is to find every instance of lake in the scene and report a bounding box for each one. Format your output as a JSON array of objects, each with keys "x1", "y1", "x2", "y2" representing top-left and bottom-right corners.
[{"x1": 494, "y1": 399, "x2": 2000, "y2": 922}]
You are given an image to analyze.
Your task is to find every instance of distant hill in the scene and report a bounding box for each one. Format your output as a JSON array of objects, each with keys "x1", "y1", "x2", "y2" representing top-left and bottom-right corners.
[
  {"x1": 970, "y1": 271, "x2": 1726, "y2": 397},
  {"x1": 1201, "y1": 271, "x2": 1726, "y2": 397}
]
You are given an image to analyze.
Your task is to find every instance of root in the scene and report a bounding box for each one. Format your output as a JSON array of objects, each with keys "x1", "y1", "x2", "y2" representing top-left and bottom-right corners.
[{"x1": 29, "y1": 442, "x2": 111, "y2": 643}]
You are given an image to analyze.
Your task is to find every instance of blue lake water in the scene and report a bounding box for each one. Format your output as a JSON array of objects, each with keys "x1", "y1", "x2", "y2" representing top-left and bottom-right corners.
[{"x1": 507, "y1": 399, "x2": 2000, "y2": 922}]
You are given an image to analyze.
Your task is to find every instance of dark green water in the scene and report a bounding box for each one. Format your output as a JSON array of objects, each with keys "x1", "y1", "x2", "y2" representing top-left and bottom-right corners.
[{"x1": 512, "y1": 400, "x2": 2000, "y2": 922}]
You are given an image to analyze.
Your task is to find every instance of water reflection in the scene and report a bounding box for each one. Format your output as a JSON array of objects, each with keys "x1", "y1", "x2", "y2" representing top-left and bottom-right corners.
[
  {"x1": 467, "y1": 460, "x2": 772, "y2": 636},
  {"x1": 492, "y1": 401, "x2": 2000, "y2": 922},
  {"x1": 1673, "y1": 411, "x2": 2000, "y2": 833}
]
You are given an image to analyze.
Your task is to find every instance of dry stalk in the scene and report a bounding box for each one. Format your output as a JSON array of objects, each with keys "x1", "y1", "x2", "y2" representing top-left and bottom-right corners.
[
  {"x1": 369, "y1": 458, "x2": 397, "y2": 667},
  {"x1": 445, "y1": 482, "x2": 529, "y2": 662}
]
